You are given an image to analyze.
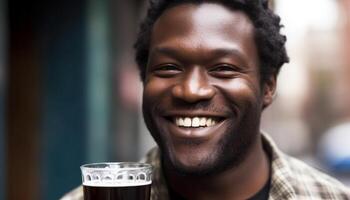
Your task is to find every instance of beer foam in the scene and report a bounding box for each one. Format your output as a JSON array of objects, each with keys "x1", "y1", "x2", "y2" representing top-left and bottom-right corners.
[
  {"x1": 83, "y1": 180, "x2": 152, "y2": 187},
  {"x1": 81, "y1": 162, "x2": 153, "y2": 187}
]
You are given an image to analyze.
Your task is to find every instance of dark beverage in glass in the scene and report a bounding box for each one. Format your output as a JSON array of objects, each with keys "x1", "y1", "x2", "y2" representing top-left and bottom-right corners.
[
  {"x1": 81, "y1": 162, "x2": 152, "y2": 200},
  {"x1": 83, "y1": 184, "x2": 151, "y2": 200}
]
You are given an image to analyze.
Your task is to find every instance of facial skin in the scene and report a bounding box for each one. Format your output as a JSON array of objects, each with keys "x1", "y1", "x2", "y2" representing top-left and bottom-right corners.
[{"x1": 142, "y1": 3, "x2": 275, "y2": 177}]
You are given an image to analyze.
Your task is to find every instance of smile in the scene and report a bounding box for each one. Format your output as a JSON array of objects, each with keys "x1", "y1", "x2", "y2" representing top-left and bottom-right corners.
[
  {"x1": 163, "y1": 114, "x2": 229, "y2": 141},
  {"x1": 174, "y1": 117, "x2": 219, "y2": 128},
  {"x1": 161, "y1": 111, "x2": 230, "y2": 139}
]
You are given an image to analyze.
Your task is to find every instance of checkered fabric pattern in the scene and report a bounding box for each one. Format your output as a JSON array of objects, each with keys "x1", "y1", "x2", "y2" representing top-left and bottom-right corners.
[{"x1": 60, "y1": 133, "x2": 350, "y2": 200}]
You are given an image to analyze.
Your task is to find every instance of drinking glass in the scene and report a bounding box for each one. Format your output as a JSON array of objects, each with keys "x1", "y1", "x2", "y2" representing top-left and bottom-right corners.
[{"x1": 81, "y1": 162, "x2": 152, "y2": 200}]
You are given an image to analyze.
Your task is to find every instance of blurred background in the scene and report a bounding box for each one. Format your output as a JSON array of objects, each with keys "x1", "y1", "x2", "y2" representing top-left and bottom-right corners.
[{"x1": 0, "y1": 0, "x2": 350, "y2": 199}]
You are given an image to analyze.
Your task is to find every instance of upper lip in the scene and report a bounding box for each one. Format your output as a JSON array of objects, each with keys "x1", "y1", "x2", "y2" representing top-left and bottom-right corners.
[{"x1": 162, "y1": 110, "x2": 230, "y2": 118}]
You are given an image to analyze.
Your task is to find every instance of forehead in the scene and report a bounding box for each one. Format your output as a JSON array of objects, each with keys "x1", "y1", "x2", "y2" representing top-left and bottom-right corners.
[
  {"x1": 155, "y1": 3, "x2": 253, "y2": 34},
  {"x1": 149, "y1": 2, "x2": 257, "y2": 62}
]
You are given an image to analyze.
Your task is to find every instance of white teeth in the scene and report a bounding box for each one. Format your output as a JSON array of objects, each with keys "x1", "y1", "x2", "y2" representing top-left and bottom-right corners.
[
  {"x1": 176, "y1": 118, "x2": 185, "y2": 126},
  {"x1": 192, "y1": 117, "x2": 200, "y2": 127},
  {"x1": 178, "y1": 118, "x2": 184, "y2": 126},
  {"x1": 174, "y1": 117, "x2": 218, "y2": 128},
  {"x1": 200, "y1": 117, "x2": 206, "y2": 126},
  {"x1": 184, "y1": 118, "x2": 192, "y2": 127},
  {"x1": 206, "y1": 118, "x2": 212, "y2": 127}
]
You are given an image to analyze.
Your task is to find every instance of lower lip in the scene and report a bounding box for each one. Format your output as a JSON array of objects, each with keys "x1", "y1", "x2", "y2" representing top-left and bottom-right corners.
[{"x1": 165, "y1": 118, "x2": 228, "y2": 140}]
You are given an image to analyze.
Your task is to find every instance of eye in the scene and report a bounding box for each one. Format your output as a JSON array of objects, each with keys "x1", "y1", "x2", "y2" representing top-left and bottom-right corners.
[
  {"x1": 153, "y1": 64, "x2": 182, "y2": 77},
  {"x1": 209, "y1": 64, "x2": 240, "y2": 78},
  {"x1": 213, "y1": 65, "x2": 235, "y2": 71}
]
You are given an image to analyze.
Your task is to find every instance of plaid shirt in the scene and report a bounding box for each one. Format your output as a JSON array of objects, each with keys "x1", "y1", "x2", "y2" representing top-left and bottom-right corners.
[{"x1": 61, "y1": 133, "x2": 350, "y2": 200}]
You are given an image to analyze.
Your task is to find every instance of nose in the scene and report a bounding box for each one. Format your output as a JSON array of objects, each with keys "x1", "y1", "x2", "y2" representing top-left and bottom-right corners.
[{"x1": 171, "y1": 67, "x2": 215, "y2": 103}]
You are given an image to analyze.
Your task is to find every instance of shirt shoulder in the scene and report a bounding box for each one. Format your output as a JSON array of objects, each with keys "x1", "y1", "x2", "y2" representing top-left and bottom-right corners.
[
  {"x1": 262, "y1": 132, "x2": 350, "y2": 199},
  {"x1": 286, "y1": 155, "x2": 350, "y2": 199}
]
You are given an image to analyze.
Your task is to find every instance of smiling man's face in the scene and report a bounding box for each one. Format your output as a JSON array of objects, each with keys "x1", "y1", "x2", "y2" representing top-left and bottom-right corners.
[{"x1": 142, "y1": 3, "x2": 275, "y2": 175}]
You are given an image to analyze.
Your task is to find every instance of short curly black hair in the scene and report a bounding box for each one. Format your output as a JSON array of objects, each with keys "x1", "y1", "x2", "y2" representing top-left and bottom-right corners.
[{"x1": 134, "y1": 0, "x2": 289, "y2": 83}]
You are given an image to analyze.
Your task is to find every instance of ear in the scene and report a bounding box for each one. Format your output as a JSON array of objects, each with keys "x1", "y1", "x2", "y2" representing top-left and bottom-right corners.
[{"x1": 262, "y1": 74, "x2": 277, "y2": 109}]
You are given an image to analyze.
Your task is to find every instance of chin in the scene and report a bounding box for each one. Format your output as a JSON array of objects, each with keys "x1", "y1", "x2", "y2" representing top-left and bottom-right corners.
[
  {"x1": 162, "y1": 146, "x2": 224, "y2": 177},
  {"x1": 167, "y1": 158, "x2": 217, "y2": 176},
  {"x1": 161, "y1": 129, "x2": 256, "y2": 177}
]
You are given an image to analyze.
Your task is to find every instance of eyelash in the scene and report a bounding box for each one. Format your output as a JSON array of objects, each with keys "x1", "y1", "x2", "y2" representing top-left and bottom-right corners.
[
  {"x1": 155, "y1": 64, "x2": 180, "y2": 71},
  {"x1": 208, "y1": 64, "x2": 242, "y2": 78},
  {"x1": 152, "y1": 64, "x2": 182, "y2": 77},
  {"x1": 211, "y1": 65, "x2": 236, "y2": 71},
  {"x1": 154, "y1": 64, "x2": 237, "y2": 70},
  {"x1": 151, "y1": 63, "x2": 241, "y2": 78}
]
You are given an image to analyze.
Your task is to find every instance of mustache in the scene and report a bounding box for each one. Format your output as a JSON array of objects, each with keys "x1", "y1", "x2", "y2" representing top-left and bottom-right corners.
[{"x1": 154, "y1": 101, "x2": 233, "y2": 115}]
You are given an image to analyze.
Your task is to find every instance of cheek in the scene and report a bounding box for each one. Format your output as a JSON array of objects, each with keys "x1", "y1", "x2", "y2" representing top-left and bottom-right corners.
[
  {"x1": 144, "y1": 79, "x2": 172, "y2": 101},
  {"x1": 217, "y1": 78, "x2": 262, "y2": 107}
]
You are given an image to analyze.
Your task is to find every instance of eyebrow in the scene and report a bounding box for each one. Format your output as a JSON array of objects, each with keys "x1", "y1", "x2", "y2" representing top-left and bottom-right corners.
[
  {"x1": 211, "y1": 48, "x2": 246, "y2": 60},
  {"x1": 149, "y1": 46, "x2": 248, "y2": 65}
]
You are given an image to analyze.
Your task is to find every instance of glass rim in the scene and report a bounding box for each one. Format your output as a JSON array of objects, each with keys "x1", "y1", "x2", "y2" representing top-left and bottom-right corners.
[{"x1": 80, "y1": 162, "x2": 152, "y2": 171}]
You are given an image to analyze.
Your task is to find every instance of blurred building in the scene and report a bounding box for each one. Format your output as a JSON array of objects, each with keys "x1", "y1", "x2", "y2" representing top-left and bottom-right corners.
[
  {"x1": 262, "y1": 0, "x2": 350, "y2": 178},
  {"x1": 1, "y1": 0, "x2": 151, "y2": 199}
]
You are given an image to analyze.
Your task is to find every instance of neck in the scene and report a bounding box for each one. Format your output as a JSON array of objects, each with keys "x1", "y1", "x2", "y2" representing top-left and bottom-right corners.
[{"x1": 164, "y1": 135, "x2": 270, "y2": 200}]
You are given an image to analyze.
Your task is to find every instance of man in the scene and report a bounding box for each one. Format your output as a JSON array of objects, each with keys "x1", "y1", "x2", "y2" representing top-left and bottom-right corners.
[{"x1": 62, "y1": 0, "x2": 350, "y2": 199}]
